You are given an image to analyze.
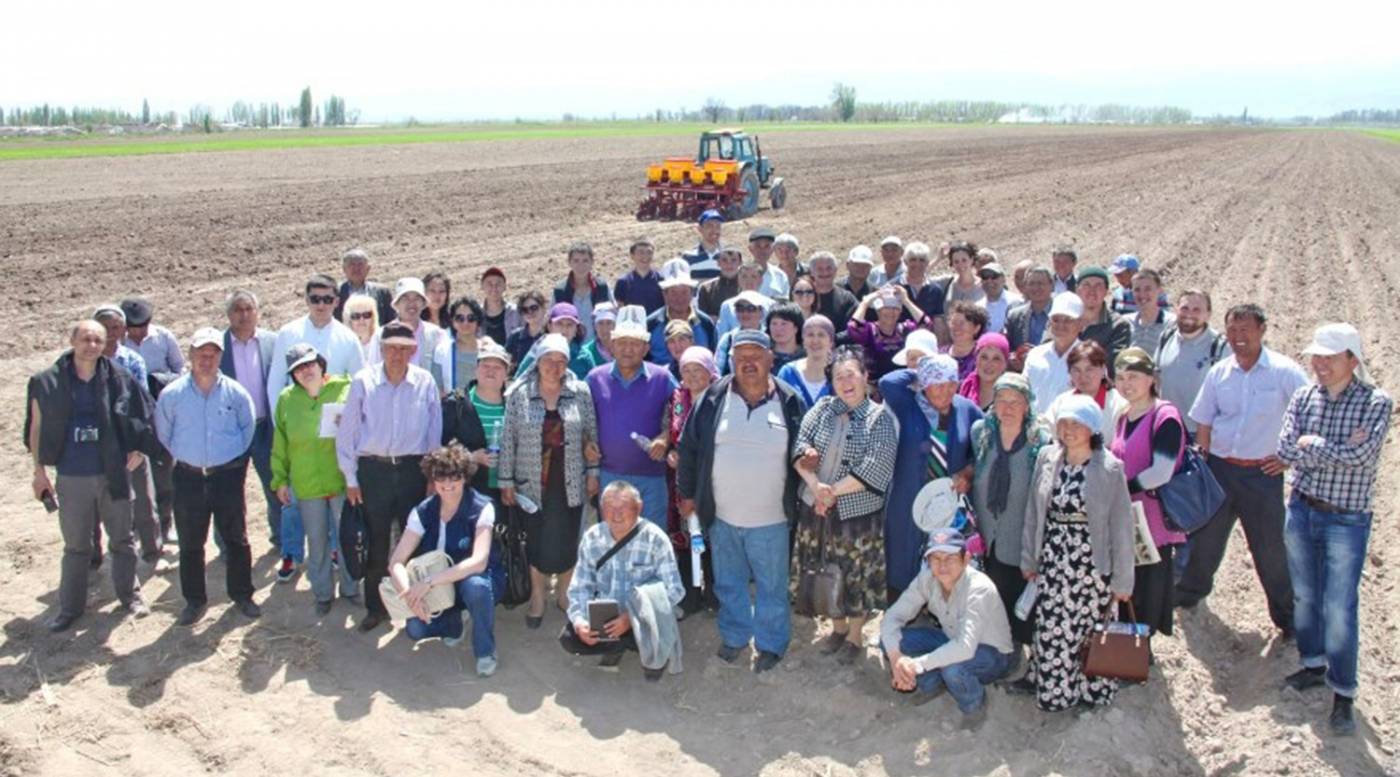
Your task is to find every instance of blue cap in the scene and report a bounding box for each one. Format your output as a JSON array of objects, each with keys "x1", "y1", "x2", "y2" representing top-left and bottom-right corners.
[
  {"x1": 730, "y1": 329, "x2": 772, "y2": 351},
  {"x1": 1109, "y1": 254, "x2": 1140, "y2": 274},
  {"x1": 924, "y1": 529, "x2": 967, "y2": 556},
  {"x1": 699, "y1": 209, "x2": 724, "y2": 224}
]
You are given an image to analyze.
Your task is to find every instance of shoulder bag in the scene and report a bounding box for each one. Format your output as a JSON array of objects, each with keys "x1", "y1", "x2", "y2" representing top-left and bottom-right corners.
[{"x1": 1081, "y1": 599, "x2": 1151, "y2": 683}]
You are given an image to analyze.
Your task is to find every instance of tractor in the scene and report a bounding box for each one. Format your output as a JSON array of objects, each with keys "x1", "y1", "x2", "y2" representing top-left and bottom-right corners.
[{"x1": 636, "y1": 128, "x2": 787, "y2": 222}]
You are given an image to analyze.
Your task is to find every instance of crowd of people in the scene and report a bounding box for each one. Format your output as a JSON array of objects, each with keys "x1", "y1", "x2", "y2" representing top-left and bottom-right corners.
[{"x1": 24, "y1": 209, "x2": 1391, "y2": 736}]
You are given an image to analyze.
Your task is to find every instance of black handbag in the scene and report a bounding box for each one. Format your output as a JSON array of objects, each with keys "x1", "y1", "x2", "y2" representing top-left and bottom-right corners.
[
  {"x1": 338, "y1": 501, "x2": 368, "y2": 582},
  {"x1": 495, "y1": 506, "x2": 532, "y2": 608},
  {"x1": 795, "y1": 510, "x2": 846, "y2": 618}
]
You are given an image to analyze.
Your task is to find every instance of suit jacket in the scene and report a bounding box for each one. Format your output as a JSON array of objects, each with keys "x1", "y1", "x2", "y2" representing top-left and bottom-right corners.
[
  {"x1": 335, "y1": 280, "x2": 396, "y2": 324},
  {"x1": 220, "y1": 328, "x2": 278, "y2": 381},
  {"x1": 1004, "y1": 301, "x2": 1052, "y2": 353}
]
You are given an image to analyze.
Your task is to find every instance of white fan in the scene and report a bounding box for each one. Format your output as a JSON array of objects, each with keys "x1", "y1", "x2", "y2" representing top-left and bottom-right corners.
[{"x1": 911, "y1": 478, "x2": 959, "y2": 533}]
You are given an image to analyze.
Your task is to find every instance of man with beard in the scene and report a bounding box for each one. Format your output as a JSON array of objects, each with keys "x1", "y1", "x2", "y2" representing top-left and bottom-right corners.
[{"x1": 1153, "y1": 289, "x2": 1229, "y2": 440}]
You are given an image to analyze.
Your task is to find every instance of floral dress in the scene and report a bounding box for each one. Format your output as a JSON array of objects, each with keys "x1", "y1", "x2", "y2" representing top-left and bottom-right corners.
[{"x1": 1031, "y1": 462, "x2": 1118, "y2": 711}]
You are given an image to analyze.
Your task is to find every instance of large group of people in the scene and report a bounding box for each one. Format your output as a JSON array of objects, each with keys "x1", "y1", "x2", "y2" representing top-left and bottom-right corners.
[{"x1": 24, "y1": 210, "x2": 1391, "y2": 737}]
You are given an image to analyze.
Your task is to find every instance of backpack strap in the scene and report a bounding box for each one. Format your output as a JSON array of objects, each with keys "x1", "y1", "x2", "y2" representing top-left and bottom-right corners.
[{"x1": 595, "y1": 523, "x2": 643, "y2": 571}]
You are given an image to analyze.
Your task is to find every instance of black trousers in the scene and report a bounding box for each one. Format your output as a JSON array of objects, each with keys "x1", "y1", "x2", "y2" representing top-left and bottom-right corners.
[
  {"x1": 173, "y1": 460, "x2": 253, "y2": 607},
  {"x1": 559, "y1": 621, "x2": 637, "y2": 655},
  {"x1": 359, "y1": 457, "x2": 426, "y2": 616},
  {"x1": 984, "y1": 551, "x2": 1034, "y2": 646},
  {"x1": 1178, "y1": 457, "x2": 1294, "y2": 630}
]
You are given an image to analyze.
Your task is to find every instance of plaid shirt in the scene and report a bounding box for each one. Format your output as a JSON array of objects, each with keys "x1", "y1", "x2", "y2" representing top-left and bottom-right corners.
[
  {"x1": 566, "y1": 520, "x2": 684, "y2": 626},
  {"x1": 1277, "y1": 380, "x2": 1393, "y2": 512},
  {"x1": 793, "y1": 396, "x2": 898, "y2": 519}
]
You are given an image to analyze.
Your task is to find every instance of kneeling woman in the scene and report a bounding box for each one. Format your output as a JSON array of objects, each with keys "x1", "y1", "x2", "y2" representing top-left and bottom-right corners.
[{"x1": 388, "y1": 443, "x2": 500, "y2": 677}]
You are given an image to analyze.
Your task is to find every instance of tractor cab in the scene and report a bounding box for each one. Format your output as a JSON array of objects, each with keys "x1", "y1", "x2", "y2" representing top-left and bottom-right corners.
[
  {"x1": 697, "y1": 129, "x2": 773, "y2": 186},
  {"x1": 637, "y1": 128, "x2": 786, "y2": 221}
]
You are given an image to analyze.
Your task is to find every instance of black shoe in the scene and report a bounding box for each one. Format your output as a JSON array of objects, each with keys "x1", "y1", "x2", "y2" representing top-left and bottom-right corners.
[
  {"x1": 643, "y1": 667, "x2": 664, "y2": 682},
  {"x1": 816, "y1": 632, "x2": 847, "y2": 655},
  {"x1": 276, "y1": 557, "x2": 296, "y2": 583},
  {"x1": 754, "y1": 651, "x2": 782, "y2": 674},
  {"x1": 525, "y1": 614, "x2": 543, "y2": 630},
  {"x1": 233, "y1": 599, "x2": 262, "y2": 619},
  {"x1": 315, "y1": 600, "x2": 333, "y2": 616},
  {"x1": 1175, "y1": 595, "x2": 1200, "y2": 610},
  {"x1": 716, "y1": 643, "x2": 743, "y2": 664},
  {"x1": 47, "y1": 614, "x2": 78, "y2": 633},
  {"x1": 175, "y1": 604, "x2": 206, "y2": 627},
  {"x1": 358, "y1": 613, "x2": 384, "y2": 632},
  {"x1": 1279, "y1": 627, "x2": 1296, "y2": 643},
  {"x1": 1284, "y1": 667, "x2": 1327, "y2": 692},
  {"x1": 1329, "y1": 695, "x2": 1357, "y2": 737},
  {"x1": 961, "y1": 703, "x2": 989, "y2": 730},
  {"x1": 1006, "y1": 676, "x2": 1037, "y2": 696},
  {"x1": 598, "y1": 652, "x2": 624, "y2": 671},
  {"x1": 836, "y1": 640, "x2": 862, "y2": 666}
]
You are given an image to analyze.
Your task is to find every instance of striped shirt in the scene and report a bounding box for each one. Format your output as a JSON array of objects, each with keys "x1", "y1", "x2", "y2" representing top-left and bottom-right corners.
[{"x1": 1277, "y1": 380, "x2": 1393, "y2": 512}]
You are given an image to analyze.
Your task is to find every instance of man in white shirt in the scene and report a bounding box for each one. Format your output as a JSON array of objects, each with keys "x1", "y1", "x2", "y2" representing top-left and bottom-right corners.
[
  {"x1": 1023, "y1": 293, "x2": 1085, "y2": 415},
  {"x1": 975, "y1": 263, "x2": 1020, "y2": 334},
  {"x1": 881, "y1": 530, "x2": 1014, "y2": 729},
  {"x1": 267, "y1": 274, "x2": 367, "y2": 417},
  {"x1": 1179, "y1": 303, "x2": 1308, "y2": 636}
]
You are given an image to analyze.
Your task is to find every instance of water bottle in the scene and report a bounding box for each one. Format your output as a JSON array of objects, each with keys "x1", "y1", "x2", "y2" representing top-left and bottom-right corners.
[
  {"x1": 630, "y1": 431, "x2": 652, "y2": 452},
  {"x1": 1014, "y1": 580, "x2": 1038, "y2": 621},
  {"x1": 686, "y1": 513, "x2": 705, "y2": 589},
  {"x1": 516, "y1": 492, "x2": 540, "y2": 514},
  {"x1": 487, "y1": 420, "x2": 502, "y2": 455}
]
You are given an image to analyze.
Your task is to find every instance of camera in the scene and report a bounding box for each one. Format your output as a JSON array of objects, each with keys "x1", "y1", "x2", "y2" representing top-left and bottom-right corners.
[{"x1": 74, "y1": 426, "x2": 100, "y2": 443}]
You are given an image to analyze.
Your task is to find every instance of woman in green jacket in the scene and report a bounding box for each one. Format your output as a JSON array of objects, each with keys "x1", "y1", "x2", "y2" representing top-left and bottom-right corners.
[{"x1": 272, "y1": 344, "x2": 358, "y2": 615}]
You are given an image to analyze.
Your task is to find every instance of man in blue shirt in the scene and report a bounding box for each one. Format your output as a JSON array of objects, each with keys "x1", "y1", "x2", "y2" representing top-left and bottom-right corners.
[
  {"x1": 156, "y1": 327, "x2": 260, "y2": 626},
  {"x1": 613, "y1": 238, "x2": 665, "y2": 315}
]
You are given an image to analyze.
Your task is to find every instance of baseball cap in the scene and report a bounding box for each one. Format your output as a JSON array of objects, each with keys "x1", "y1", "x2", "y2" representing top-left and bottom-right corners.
[
  {"x1": 1114, "y1": 347, "x2": 1155, "y2": 377},
  {"x1": 120, "y1": 297, "x2": 153, "y2": 327},
  {"x1": 880, "y1": 236, "x2": 903, "y2": 249},
  {"x1": 190, "y1": 327, "x2": 222, "y2": 350},
  {"x1": 592, "y1": 302, "x2": 618, "y2": 323},
  {"x1": 379, "y1": 321, "x2": 417, "y2": 347},
  {"x1": 731, "y1": 330, "x2": 773, "y2": 351},
  {"x1": 481, "y1": 267, "x2": 506, "y2": 283},
  {"x1": 1109, "y1": 254, "x2": 1141, "y2": 275},
  {"x1": 698, "y1": 209, "x2": 724, "y2": 224},
  {"x1": 847, "y1": 245, "x2": 874, "y2": 266},
  {"x1": 478, "y1": 340, "x2": 512, "y2": 367},
  {"x1": 1049, "y1": 292, "x2": 1085, "y2": 319},
  {"x1": 1302, "y1": 322, "x2": 1372, "y2": 384},
  {"x1": 284, "y1": 343, "x2": 324, "y2": 375},
  {"x1": 734, "y1": 290, "x2": 771, "y2": 308},
  {"x1": 924, "y1": 529, "x2": 968, "y2": 556},
  {"x1": 892, "y1": 328, "x2": 940, "y2": 367},
  {"x1": 748, "y1": 226, "x2": 777, "y2": 243},
  {"x1": 392, "y1": 277, "x2": 428, "y2": 306},
  {"x1": 549, "y1": 302, "x2": 581, "y2": 324},
  {"x1": 93, "y1": 303, "x2": 125, "y2": 323},
  {"x1": 978, "y1": 262, "x2": 1007, "y2": 279},
  {"x1": 535, "y1": 333, "x2": 571, "y2": 360}
]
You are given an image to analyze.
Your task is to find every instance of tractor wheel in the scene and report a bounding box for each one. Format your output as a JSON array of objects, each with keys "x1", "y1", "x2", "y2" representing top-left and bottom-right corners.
[
  {"x1": 769, "y1": 178, "x2": 787, "y2": 211},
  {"x1": 738, "y1": 169, "x2": 761, "y2": 218}
]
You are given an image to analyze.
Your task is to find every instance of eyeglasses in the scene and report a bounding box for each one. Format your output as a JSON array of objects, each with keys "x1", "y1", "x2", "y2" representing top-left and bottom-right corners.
[
  {"x1": 454, "y1": 314, "x2": 479, "y2": 324},
  {"x1": 433, "y1": 473, "x2": 465, "y2": 484},
  {"x1": 307, "y1": 294, "x2": 337, "y2": 305},
  {"x1": 520, "y1": 304, "x2": 541, "y2": 315},
  {"x1": 792, "y1": 289, "x2": 816, "y2": 297},
  {"x1": 349, "y1": 311, "x2": 374, "y2": 321}
]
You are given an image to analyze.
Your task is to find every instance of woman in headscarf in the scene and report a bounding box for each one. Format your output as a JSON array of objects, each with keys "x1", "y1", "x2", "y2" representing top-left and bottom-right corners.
[
  {"x1": 969, "y1": 372, "x2": 1051, "y2": 648},
  {"x1": 665, "y1": 345, "x2": 719, "y2": 614},
  {"x1": 958, "y1": 333, "x2": 1011, "y2": 411},
  {"x1": 878, "y1": 353, "x2": 984, "y2": 601}
]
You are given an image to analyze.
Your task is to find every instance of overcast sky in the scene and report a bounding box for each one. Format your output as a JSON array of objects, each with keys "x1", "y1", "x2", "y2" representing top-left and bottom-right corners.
[{"x1": 5, "y1": 1, "x2": 1398, "y2": 121}]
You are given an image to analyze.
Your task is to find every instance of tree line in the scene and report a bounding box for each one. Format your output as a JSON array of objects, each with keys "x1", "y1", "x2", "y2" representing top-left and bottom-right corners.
[{"x1": 0, "y1": 88, "x2": 355, "y2": 129}]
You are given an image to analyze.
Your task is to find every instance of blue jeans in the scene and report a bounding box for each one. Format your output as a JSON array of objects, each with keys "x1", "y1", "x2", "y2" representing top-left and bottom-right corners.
[
  {"x1": 599, "y1": 471, "x2": 668, "y2": 528},
  {"x1": 709, "y1": 518, "x2": 790, "y2": 656},
  {"x1": 1284, "y1": 495, "x2": 1371, "y2": 698},
  {"x1": 404, "y1": 575, "x2": 496, "y2": 659},
  {"x1": 882, "y1": 627, "x2": 1013, "y2": 713},
  {"x1": 248, "y1": 419, "x2": 304, "y2": 562},
  {"x1": 297, "y1": 494, "x2": 357, "y2": 602}
]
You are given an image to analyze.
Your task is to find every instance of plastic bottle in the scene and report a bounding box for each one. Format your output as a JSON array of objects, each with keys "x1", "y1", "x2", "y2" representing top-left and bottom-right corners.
[
  {"x1": 629, "y1": 431, "x2": 652, "y2": 452},
  {"x1": 687, "y1": 513, "x2": 705, "y2": 589},
  {"x1": 487, "y1": 420, "x2": 502, "y2": 455},
  {"x1": 515, "y1": 492, "x2": 540, "y2": 514},
  {"x1": 1014, "y1": 579, "x2": 1038, "y2": 620}
]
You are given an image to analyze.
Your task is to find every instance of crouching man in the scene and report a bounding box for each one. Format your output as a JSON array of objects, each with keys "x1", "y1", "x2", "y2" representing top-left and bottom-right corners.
[
  {"x1": 880, "y1": 530, "x2": 1015, "y2": 728},
  {"x1": 561, "y1": 481, "x2": 685, "y2": 681}
]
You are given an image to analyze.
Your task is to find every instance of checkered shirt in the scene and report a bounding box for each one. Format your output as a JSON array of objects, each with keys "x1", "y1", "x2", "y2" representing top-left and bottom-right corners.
[{"x1": 1277, "y1": 380, "x2": 1393, "y2": 512}]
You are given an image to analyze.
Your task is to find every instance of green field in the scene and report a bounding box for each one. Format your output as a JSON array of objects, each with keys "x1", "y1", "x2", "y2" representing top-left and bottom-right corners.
[
  {"x1": 1365, "y1": 129, "x2": 1400, "y2": 143},
  {"x1": 0, "y1": 121, "x2": 960, "y2": 162}
]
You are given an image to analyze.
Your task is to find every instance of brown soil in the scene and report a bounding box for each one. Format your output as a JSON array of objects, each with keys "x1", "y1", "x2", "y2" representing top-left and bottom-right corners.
[{"x1": 1, "y1": 126, "x2": 1398, "y2": 776}]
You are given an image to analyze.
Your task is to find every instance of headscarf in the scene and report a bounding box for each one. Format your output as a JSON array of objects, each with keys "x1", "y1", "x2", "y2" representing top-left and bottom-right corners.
[
  {"x1": 957, "y1": 333, "x2": 1011, "y2": 405},
  {"x1": 915, "y1": 353, "x2": 960, "y2": 428},
  {"x1": 678, "y1": 345, "x2": 718, "y2": 380},
  {"x1": 979, "y1": 371, "x2": 1042, "y2": 515},
  {"x1": 802, "y1": 314, "x2": 836, "y2": 344}
]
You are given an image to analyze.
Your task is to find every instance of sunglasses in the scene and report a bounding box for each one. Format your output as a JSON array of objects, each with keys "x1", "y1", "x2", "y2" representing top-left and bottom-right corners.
[
  {"x1": 433, "y1": 473, "x2": 465, "y2": 483},
  {"x1": 307, "y1": 294, "x2": 337, "y2": 305},
  {"x1": 454, "y1": 314, "x2": 479, "y2": 324},
  {"x1": 735, "y1": 303, "x2": 759, "y2": 313},
  {"x1": 520, "y1": 304, "x2": 542, "y2": 315},
  {"x1": 349, "y1": 311, "x2": 374, "y2": 321},
  {"x1": 792, "y1": 289, "x2": 816, "y2": 297}
]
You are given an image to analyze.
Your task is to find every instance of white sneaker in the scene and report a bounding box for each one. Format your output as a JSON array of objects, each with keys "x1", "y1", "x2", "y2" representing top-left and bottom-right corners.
[{"x1": 476, "y1": 655, "x2": 498, "y2": 677}]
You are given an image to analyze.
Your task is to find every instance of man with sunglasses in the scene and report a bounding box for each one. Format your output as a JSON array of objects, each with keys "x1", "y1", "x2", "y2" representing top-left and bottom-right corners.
[
  {"x1": 333, "y1": 247, "x2": 395, "y2": 325},
  {"x1": 267, "y1": 274, "x2": 366, "y2": 420}
]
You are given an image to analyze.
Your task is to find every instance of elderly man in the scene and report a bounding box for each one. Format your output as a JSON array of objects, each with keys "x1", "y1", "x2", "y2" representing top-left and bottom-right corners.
[
  {"x1": 26, "y1": 321, "x2": 154, "y2": 631},
  {"x1": 1024, "y1": 293, "x2": 1086, "y2": 415},
  {"x1": 646, "y1": 258, "x2": 717, "y2": 365},
  {"x1": 678, "y1": 330, "x2": 804, "y2": 673},
  {"x1": 898, "y1": 242, "x2": 947, "y2": 337},
  {"x1": 1126, "y1": 269, "x2": 1175, "y2": 351},
  {"x1": 1154, "y1": 289, "x2": 1229, "y2": 439},
  {"x1": 869, "y1": 236, "x2": 906, "y2": 287},
  {"x1": 614, "y1": 238, "x2": 665, "y2": 315},
  {"x1": 840, "y1": 245, "x2": 876, "y2": 299},
  {"x1": 156, "y1": 328, "x2": 260, "y2": 625},
  {"x1": 588, "y1": 306, "x2": 677, "y2": 529},
  {"x1": 334, "y1": 247, "x2": 395, "y2": 324},
  {"x1": 771, "y1": 232, "x2": 807, "y2": 291},
  {"x1": 881, "y1": 530, "x2": 1014, "y2": 727},
  {"x1": 807, "y1": 251, "x2": 859, "y2": 333},
  {"x1": 1049, "y1": 246, "x2": 1078, "y2": 294},
  {"x1": 561, "y1": 481, "x2": 685, "y2": 679},
  {"x1": 1005, "y1": 264, "x2": 1055, "y2": 370},
  {"x1": 696, "y1": 245, "x2": 744, "y2": 318},
  {"x1": 682, "y1": 209, "x2": 725, "y2": 281},
  {"x1": 1179, "y1": 304, "x2": 1308, "y2": 636},
  {"x1": 746, "y1": 226, "x2": 790, "y2": 300},
  {"x1": 218, "y1": 289, "x2": 297, "y2": 577},
  {"x1": 367, "y1": 277, "x2": 445, "y2": 371},
  {"x1": 337, "y1": 321, "x2": 443, "y2": 632},
  {"x1": 1074, "y1": 266, "x2": 1132, "y2": 374},
  {"x1": 1276, "y1": 323, "x2": 1393, "y2": 736},
  {"x1": 267, "y1": 273, "x2": 367, "y2": 417}
]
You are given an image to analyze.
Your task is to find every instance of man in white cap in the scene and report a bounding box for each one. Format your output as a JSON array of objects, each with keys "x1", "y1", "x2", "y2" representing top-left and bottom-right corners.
[
  {"x1": 336, "y1": 320, "x2": 443, "y2": 632},
  {"x1": 746, "y1": 226, "x2": 790, "y2": 301},
  {"x1": 1179, "y1": 304, "x2": 1307, "y2": 637},
  {"x1": 1276, "y1": 322, "x2": 1392, "y2": 736},
  {"x1": 267, "y1": 273, "x2": 366, "y2": 419},
  {"x1": 715, "y1": 290, "x2": 773, "y2": 375},
  {"x1": 840, "y1": 245, "x2": 876, "y2": 299},
  {"x1": 155, "y1": 327, "x2": 260, "y2": 626},
  {"x1": 1023, "y1": 293, "x2": 1086, "y2": 415},
  {"x1": 869, "y1": 236, "x2": 906, "y2": 288},
  {"x1": 367, "y1": 277, "x2": 445, "y2": 372},
  {"x1": 587, "y1": 305, "x2": 677, "y2": 529},
  {"x1": 646, "y1": 258, "x2": 717, "y2": 365}
]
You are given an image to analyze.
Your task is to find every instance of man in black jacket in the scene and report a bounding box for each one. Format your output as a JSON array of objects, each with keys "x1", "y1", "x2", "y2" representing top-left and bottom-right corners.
[
  {"x1": 334, "y1": 247, "x2": 395, "y2": 324},
  {"x1": 25, "y1": 321, "x2": 155, "y2": 631},
  {"x1": 676, "y1": 330, "x2": 804, "y2": 674}
]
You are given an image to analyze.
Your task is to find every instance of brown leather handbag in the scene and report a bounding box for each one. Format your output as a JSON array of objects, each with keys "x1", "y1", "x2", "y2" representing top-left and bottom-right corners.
[
  {"x1": 1081, "y1": 600, "x2": 1151, "y2": 682},
  {"x1": 795, "y1": 511, "x2": 846, "y2": 618}
]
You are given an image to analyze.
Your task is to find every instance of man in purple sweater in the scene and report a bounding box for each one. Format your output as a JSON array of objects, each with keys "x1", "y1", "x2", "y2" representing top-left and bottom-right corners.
[{"x1": 586, "y1": 306, "x2": 677, "y2": 528}]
